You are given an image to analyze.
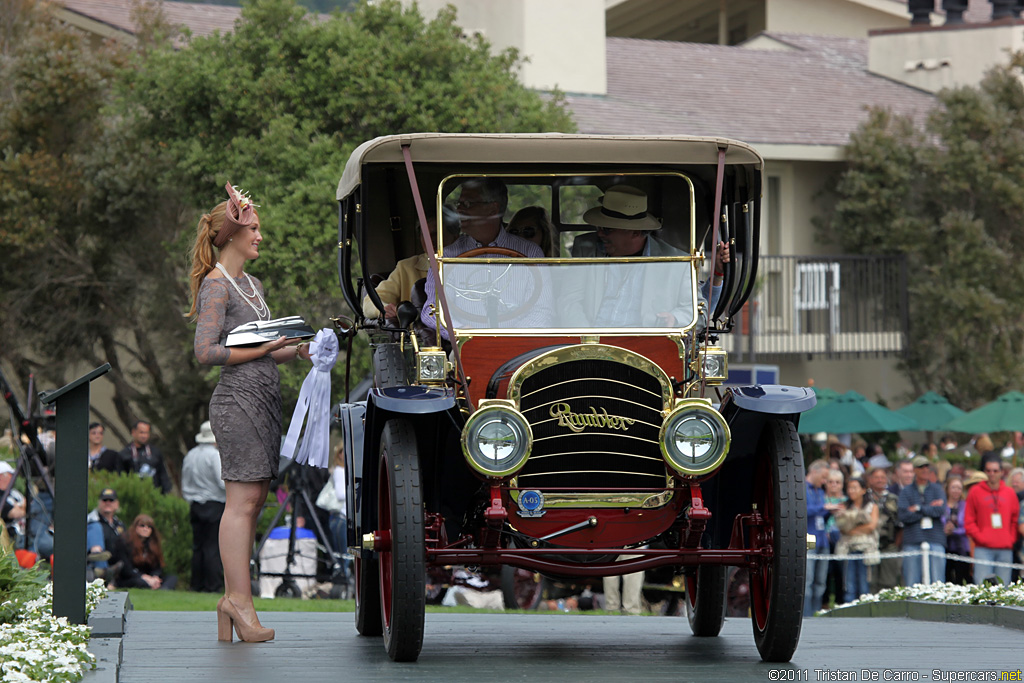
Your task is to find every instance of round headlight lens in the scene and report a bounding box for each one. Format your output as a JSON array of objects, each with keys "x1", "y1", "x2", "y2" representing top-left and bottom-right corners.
[
  {"x1": 477, "y1": 418, "x2": 517, "y2": 460},
  {"x1": 660, "y1": 402, "x2": 730, "y2": 476},
  {"x1": 462, "y1": 405, "x2": 532, "y2": 477}
]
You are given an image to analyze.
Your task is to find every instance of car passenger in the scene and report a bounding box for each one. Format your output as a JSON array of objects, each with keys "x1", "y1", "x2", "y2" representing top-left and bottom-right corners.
[
  {"x1": 421, "y1": 178, "x2": 552, "y2": 337},
  {"x1": 508, "y1": 205, "x2": 559, "y2": 257},
  {"x1": 563, "y1": 185, "x2": 728, "y2": 328},
  {"x1": 361, "y1": 209, "x2": 458, "y2": 321}
]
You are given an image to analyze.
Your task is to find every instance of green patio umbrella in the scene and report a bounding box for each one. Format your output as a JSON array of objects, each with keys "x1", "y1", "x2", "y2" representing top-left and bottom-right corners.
[
  {"x1": 796, "y1": 387, "x2": 841, "y2": 435},
  {"x1": 896, "y1": 391, "x2": 966, "y2": 432},
  {"x1": 798, "y1": 390, "x2": 920, "y2": 434},
  {"x1": 798, "y1": 387, "x2": 841, "y2": 435},
  {"x1": 943, "y1": 391, "x2": 1024, "y2": 433},
  {"x1": 811, "y1": 386, "x2": 840, "y2": 405}
]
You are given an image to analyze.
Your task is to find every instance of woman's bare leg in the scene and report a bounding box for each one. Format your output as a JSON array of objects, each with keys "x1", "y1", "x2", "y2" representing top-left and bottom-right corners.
[{"x1": 220, "y1": 480, "x2": 269, "y2": 621}]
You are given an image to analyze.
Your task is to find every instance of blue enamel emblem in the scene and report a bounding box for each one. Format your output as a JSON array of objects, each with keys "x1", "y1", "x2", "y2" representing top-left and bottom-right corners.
[{"x1": 518, "y1": 489, "x2": 545, "y2": 517}]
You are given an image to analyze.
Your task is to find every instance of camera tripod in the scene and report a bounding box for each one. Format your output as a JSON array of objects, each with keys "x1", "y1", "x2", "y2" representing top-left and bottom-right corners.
[
  {"x1": 1, "y1": 369, "x2": 56, "y2": 553},
  {"x1": 251, "y1": 462, "x2": 351, "y2": 599}
]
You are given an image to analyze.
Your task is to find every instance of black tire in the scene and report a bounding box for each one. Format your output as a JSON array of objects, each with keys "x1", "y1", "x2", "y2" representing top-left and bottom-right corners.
[
  {"x1": 373, "y1": 344, "x2": 407, "y2": 388},
  {"x1": 500, "y1": 565, "x2": 543, "y2": 610},
  {"x1": 275, "y1": 579, "x2": 301, "y2": 599},
  {"x1": 749, "y1": 418, "x2": 806, "y2": 662},
  {"x1": 685, "y1": 565, "x2": 727, "y2": 637},
  {"x1": 379, "y1": 419, "x2": 425, "y2": 662},
  {"x1": 354, "y1": 552, "x2": 382, "y2": 636}
]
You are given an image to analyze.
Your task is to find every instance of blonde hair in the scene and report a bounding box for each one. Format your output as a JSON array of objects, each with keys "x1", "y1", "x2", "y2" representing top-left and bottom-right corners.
[
  {"x1": 508, "y1": 206, "x2": 558, "y2": 257},
  {"x1": 186, "y1": 201, "x2": 228, "y2": 319}
]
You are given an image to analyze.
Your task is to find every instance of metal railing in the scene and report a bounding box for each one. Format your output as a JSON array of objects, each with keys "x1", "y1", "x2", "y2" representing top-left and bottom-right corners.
[{"x1": 721, "y1": 254, "x2": 908, "y2": 361}]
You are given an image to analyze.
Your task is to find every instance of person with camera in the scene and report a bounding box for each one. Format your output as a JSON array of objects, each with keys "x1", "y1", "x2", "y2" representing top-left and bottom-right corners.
[
  {"x1": 189, "y1": 183, "x2": 311, "y2": 643},
  {"x1": 108, "y1": 420, "x2": 172, "y2": 494},
  {"x1": 835, "y1": 476, "x2": 879, "y2": 604}
]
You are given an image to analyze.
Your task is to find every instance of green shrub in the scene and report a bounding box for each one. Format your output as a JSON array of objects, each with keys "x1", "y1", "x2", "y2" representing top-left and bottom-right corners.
[
  {"x1": 0, "y1": 547, "x2": 49, "y2": 623},
  {"x1": 87, "y1": 472, "x2": 191, "y2": 588}
]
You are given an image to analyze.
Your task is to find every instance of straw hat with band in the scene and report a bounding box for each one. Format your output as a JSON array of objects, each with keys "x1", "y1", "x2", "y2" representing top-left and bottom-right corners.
[
  {"x1": 582, "y1": 185, "x2": 662, "y2": 231},
  {"x1": 213, "y1": 182, "x2": 259, "y2": 248}
]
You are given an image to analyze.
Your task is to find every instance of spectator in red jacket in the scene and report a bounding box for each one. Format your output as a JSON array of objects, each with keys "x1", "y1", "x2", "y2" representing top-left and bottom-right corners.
[{"x1": 964, "y1": 453, "x2": 1019, "y2": 585}]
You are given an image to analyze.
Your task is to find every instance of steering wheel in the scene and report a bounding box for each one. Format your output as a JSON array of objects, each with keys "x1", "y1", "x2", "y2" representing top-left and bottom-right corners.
[
  {"x1": 458, "y1": 246, "x2": 527, "y2": 259},
  {"x1": 443, "y1": 246, "x2": 543, "y2": 325}
]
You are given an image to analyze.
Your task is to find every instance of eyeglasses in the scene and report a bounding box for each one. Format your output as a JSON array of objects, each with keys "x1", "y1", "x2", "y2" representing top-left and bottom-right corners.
[
  {"x1": 455, "y1": 199, "x2": 493, "y2": 211},
  {"x1": 137, "y1": 523, "x2": 152, "y2": 529},
  {"x1": 100, "y1": 498, "x2": 116, "y2": 503},
  {"x1": 509, "y1": 226, "x2": 538, "y2": 239},
  {"x1": 983, "y1": 468, "x2": 1002, "y2": 474}
]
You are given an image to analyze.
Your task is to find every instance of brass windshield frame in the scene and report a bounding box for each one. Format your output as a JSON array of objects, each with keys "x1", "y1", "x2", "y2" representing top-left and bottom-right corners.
[{"x1": 431, "y1": 171, "x2": 702, "y2": 339}]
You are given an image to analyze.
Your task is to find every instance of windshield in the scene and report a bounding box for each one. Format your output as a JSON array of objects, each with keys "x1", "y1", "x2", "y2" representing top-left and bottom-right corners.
[
  {"x1": 422, "y1": 172, "x2": 706, "y2": 334},
  {"x1": 439, "y1": 260, "x2": 699, "y2": 332}
]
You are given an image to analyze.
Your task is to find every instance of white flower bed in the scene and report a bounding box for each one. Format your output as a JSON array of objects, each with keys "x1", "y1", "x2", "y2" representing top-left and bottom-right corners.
[
  {"x1": 825, "y1": 580, "x2": 1024, "y2": 612},
  {"x1": 1, "y1": 580, "x2": 107, "y2": 683}
]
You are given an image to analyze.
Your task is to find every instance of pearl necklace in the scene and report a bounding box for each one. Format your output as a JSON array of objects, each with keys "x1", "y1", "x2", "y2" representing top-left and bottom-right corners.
[{"x1": 215, "y1": 262, "x2": 270, "y2": 321}]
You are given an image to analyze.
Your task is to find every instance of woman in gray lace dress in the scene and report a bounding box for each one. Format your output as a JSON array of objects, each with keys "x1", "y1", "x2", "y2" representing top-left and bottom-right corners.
[{"x1": 188, "y1": 183, "x2": 310, "y2": 643}]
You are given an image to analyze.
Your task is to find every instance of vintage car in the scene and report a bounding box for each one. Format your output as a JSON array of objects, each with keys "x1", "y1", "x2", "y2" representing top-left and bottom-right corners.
[{"x1": 331, "y1": 133, "x2": 816, "y2": 662}]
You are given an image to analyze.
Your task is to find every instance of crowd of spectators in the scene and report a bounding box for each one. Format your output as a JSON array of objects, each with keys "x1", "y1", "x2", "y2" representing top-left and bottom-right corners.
[
  {"x1": 2, "y1": 416, "x2": 352, "y2": 598},
  {"x1": 805, "y1": 434, "x2": 1024, "y2": 614}
]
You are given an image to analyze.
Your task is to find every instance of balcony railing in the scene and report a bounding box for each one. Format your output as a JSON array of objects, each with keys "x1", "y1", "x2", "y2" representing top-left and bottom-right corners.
[{"x1": 719, "y1": 254, "x2": 908, "y2": 361}]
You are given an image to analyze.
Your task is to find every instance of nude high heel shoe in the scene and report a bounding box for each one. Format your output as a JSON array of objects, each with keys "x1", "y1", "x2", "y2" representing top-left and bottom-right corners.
[{"x1": 217, "y1": 596, "x2": 275, "y2": 643}]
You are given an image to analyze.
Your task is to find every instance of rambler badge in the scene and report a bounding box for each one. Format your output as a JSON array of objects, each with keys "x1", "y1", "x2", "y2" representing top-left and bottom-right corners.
[{"x1": 549, "y1": 402, "x2": 636, "y2": 433}]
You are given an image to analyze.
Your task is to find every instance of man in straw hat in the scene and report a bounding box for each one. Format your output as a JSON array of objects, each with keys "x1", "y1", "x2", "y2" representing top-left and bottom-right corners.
[
  {"x1": 564, "y1": 185, "x2": 728, "y2": 328},
  {"x1": 182, "y1": 421, "x2": 226, "y2": 593}
]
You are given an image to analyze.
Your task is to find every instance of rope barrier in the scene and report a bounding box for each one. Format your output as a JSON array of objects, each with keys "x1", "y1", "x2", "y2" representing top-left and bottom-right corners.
[{"x1": 817, "y1": 545, "x2": 1024, "y2": 571}]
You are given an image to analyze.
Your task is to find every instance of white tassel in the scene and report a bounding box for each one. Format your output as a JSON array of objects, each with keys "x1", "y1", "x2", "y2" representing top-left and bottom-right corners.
[{"x1": 281, "y1": 328, "x2": 339, "y2": 468}]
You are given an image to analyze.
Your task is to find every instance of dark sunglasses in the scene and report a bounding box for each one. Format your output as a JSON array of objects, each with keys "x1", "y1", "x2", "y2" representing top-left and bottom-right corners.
[
  {"x1": 455, "y1": 199, "x2": 492, "y2": 211},
  {"x1": 137, "y1": 523, "x2": 152, "y2": 529},
  {"x1": 509, "y1": 225, "x2": 539, "y2": 239},
  {"x1": 100, "y1": 497, "x2": 116, "y2": 502}
]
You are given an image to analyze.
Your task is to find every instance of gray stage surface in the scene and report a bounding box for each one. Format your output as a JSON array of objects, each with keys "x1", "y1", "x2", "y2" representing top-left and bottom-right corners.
[{"x1": 116, "y1": 611, "x2": 1023, "y2": 683}]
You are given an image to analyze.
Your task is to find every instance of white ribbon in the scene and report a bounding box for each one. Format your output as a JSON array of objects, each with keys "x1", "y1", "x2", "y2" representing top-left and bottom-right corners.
[{"x1": 281, "y1": 328, "x2": 339, "y2": 468}]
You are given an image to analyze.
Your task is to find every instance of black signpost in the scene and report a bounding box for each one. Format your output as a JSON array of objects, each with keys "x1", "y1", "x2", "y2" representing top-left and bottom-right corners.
[{"x1": 39, "y1": 363, "x2": 110, "y2": 624}]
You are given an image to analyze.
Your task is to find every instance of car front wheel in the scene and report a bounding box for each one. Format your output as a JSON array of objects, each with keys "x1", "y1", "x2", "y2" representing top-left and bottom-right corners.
[
  {"x1": 749, "y1": 418, "x2": 806, "y2": 662},
  {"x1": 378, "y1": 419, "x2": 425, "y2": 662}
]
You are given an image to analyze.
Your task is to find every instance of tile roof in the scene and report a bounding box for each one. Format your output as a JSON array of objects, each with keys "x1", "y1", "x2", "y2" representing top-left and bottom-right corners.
[
  {"x1": 58, "y1": 1, "x2": 940, "y2": 151},
  {"x1": 58, "y1": 0, "x2": 240, "y2": 39},
  {"x1": 564, "y1": 35, "x2": 936, "y2": 148}
]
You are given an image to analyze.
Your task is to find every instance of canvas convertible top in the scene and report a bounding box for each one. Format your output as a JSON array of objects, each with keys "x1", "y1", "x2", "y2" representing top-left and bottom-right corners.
[{"x1": 336, "y1": 133, "x2": 764, "y2": 200}]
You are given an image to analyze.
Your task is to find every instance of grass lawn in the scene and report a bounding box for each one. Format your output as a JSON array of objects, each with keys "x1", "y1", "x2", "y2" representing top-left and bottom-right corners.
[
  {"x1": 125, "y1": 589, "x2": 355, "y2": 612},
  {"x1": 124, "y1": 589, "x2": 629, "y2": 615}
]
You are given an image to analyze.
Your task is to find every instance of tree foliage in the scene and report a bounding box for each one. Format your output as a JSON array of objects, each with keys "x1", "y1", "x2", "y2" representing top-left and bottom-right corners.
[
  {"x1": 0, "y1": 0, "x2": 574, "y2": 476},
  {"x1": 819, "y1": 55, "x2": 1024, "y2": 409},
  {"x1": 0, "y1": 0, "x2": 190, "y2": 451}
]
